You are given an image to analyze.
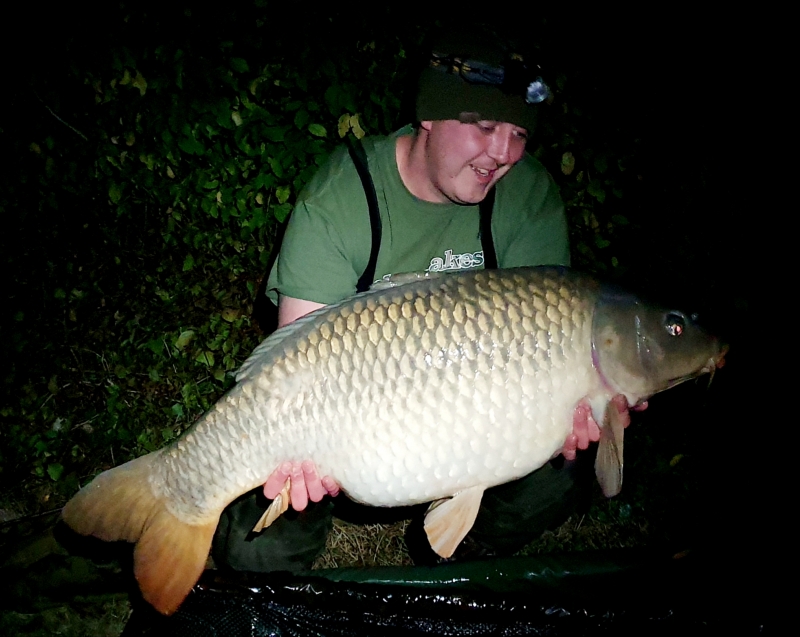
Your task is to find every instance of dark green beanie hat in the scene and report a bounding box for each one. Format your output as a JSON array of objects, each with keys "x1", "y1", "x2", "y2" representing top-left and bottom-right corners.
[{"x1": 416, "y1": 27, "x2": 549, "y2": 133}]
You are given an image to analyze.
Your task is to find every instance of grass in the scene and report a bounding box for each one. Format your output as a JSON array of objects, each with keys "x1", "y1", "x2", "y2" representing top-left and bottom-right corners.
[{"x1": 0, "y1": 599, "x2": 131, "y2": 637}]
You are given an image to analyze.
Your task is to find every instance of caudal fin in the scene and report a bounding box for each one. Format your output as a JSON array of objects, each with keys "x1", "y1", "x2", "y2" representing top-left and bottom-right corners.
[{"x1": 61, "y1": 453, "x2": 218, "y2": 615}]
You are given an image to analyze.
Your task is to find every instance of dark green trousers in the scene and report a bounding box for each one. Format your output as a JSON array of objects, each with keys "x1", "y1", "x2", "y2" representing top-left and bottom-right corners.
[
  {"x1": 211, "y1": 456, "x2": 590, "y2": 572},
  {"x1": 211, "y1": 488, "x2": 334, "y2": 573}
]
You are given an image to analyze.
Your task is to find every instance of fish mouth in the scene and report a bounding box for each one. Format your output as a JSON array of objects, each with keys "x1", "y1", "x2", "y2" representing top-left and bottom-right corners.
[{"x1": 665, "y1": 344, "x2": 729, "y2": 390}]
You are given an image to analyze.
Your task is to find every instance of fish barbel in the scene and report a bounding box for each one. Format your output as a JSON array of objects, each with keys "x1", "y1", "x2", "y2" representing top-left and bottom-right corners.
[{"x1": 61, "y1": 267, "x2": 725, "y2": 614}]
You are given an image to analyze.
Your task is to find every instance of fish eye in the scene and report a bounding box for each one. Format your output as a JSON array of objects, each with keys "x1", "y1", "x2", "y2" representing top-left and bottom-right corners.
[{"x1": 664, "y1": 312, "x2": 685, "y2": 337}]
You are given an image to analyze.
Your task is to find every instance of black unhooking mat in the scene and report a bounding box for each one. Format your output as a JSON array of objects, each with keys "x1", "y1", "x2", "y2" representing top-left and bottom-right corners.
[
  {"x1": 0, "y1": 515, "x2": 771, "y2": 635},
  {"x1": 119, "y1": 551, "x2": 769, "y2": 636}
]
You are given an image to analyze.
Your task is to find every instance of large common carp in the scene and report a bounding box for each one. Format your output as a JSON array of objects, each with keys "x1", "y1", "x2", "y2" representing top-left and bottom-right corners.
[{"x1": 61, "y1": 267, "x2": 725, "y2": 614}]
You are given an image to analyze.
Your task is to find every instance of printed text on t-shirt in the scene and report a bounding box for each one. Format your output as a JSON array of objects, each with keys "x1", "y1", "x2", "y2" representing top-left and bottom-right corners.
[{"x1": 427, "y1": 249, "x2": 485, "y2": 272}]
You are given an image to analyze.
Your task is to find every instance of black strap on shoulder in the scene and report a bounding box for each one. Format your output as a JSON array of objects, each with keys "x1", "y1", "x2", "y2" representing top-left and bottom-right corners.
[
  {"x1": 479, "y1": 187, "x2": 497, "y2": 270},
  {"x1": 347, "y1": 137, "x2": 382, "y2": 293}
]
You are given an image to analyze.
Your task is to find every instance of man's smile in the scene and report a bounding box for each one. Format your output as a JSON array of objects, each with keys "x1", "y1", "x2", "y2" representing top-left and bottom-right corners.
[{"x1": 470, "y1": 164, "x2": 496, "y2": 183}]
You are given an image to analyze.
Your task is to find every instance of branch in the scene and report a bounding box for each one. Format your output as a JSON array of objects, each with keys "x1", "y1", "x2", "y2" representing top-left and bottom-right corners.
[{"x1": 32, "y1": 90, "x2": 89, "y2": 142}]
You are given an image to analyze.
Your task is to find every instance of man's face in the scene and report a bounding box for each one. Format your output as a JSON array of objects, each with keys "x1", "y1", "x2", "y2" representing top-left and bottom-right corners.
[{"x1": 420, "y1": 119, "x2": 528, "y2": 205}]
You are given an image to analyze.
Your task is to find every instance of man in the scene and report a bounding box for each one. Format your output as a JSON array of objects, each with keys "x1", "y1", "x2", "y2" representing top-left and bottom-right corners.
[{"x1": 212, "y1": 27, "x2": 614, "y2": 573}]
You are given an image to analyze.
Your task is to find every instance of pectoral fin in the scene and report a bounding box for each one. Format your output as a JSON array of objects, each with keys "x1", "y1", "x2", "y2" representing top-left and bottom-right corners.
[
  {"x1": 423, "y1": 485, "x2": 485, "y2": 558},
  {"x1": 252, "y1": 479, "x2": 291, "y2": 533},
  {"x1": 595, "y1": 402, "x2": 625, "y2": 497}
]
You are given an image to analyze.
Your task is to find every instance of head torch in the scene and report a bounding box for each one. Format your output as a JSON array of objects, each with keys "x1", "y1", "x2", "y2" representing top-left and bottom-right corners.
[{"x1": 428, "y1": 52, "x2": 551, "y2": 105}]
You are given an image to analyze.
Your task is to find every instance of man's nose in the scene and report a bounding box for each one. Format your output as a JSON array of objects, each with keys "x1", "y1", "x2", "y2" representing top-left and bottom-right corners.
[{"x1": 487, "y1": 131, "x2": 513, "y2": 165}]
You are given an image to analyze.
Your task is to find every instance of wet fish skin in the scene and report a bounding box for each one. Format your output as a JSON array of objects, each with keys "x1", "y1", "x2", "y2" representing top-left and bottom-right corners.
[{"x1": 61, "y1": 266, "x2": 725, "y2": 615}]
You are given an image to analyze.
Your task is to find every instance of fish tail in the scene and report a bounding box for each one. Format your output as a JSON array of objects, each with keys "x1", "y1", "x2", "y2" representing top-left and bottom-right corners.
[{"x1": 61, "y1": 453, "x2": 218, "y2": 615}]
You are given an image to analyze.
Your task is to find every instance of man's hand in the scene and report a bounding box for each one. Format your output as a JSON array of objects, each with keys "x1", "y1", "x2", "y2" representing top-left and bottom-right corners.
[
  {"x1": 263, "y1": 461, "x2": 340, "y2": 512},
  {"x1": 559, "y1": 395, "x2": 647, "y2": 460}
]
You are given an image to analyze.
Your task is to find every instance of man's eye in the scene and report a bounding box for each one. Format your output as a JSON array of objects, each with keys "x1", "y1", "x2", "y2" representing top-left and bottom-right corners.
[{"x1": 476, "y1": 122, "x2": 496, "y2": 133}]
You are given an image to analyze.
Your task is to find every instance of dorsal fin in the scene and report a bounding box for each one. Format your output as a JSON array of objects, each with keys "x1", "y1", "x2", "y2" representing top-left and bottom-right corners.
[
  {"x1": 369, "y1": 270, "x2": 444, "y2": 291},
  {"x1": 235, "y1": 308, "x2": 327, "y2": 383}
]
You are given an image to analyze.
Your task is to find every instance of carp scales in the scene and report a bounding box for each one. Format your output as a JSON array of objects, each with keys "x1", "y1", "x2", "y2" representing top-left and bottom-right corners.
[{"x1": 61, "y1": 266, "x2": 726, "y2": 614}]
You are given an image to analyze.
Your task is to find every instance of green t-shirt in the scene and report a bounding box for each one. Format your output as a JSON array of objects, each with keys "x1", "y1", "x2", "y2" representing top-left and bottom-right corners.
[{"x1": 267, "y1": 128, "x2": 569, "y2": 305}]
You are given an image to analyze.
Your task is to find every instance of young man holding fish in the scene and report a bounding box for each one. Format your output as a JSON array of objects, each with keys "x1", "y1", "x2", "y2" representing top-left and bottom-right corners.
[{"x1": 212, "y1": 25, "x2": 622, "y2": 572}]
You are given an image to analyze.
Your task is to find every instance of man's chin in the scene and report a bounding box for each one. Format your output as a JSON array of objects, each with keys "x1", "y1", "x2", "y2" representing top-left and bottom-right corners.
[{"x1": 444, "y1": 187, "x2": 491, "y2": 206}]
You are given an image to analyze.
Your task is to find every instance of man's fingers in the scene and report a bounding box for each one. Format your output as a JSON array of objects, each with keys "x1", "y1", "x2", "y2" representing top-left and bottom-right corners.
[
  {"x1": 303, "y1": 460, "x2": 328, "y2": 503},
  {"x1": 561, "y1": 433, "x2": 578, "y2": 461},
  {"x1": 572, "y1": 401, "x2": 600, "y2": 448},
  {"x1": 321, "y1": 476, "x2": 340, "y2": 498},
  {"x1": 611, "y1": 395, "x2": 632, "y2": 429},
  {"x1": 585, "y1": 411, "x2": 601, "y2": 443},
  {"x1": 289, "y1": 463, "x2": 309, "y2": 511},
  {"x1": 263, "y1": 462, "x2": 292, "y2": 500},
  {"x1": 263, "y1": 460, "x2": 341, "y2": 510}
]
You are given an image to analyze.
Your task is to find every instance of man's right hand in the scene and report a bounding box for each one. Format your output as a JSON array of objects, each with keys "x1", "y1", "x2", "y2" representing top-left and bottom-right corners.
[{"x1": 263, "y1": 461, "x2": 340, "y2": 512}]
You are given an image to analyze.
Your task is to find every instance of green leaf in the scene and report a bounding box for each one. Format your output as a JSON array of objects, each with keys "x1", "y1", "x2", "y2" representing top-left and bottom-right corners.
[
  {"x1": 195, "y1": 351, "x2": 215, "y2": 367},
  {"x1": 109, "y1": 183, "x2": 123, "y2": 204},
  {"x1": 308, "y1": 123, "x2": 327, "y2": 138},
  {"x1": 276, "y1": 185, "x2": 291, "y2": 204},
  {"x1": 254, "y1": 173, "x2": 274, "y2": 190},
  {"x1": 593, "y1": 155, "x2": 608, "y2": 174},
  {"x1": 178, "y1": 135, "x2": 204, "y2": 156},
  {"x1": 338, "y1": 114, "x2": 351, "y2": 138},
  {"x1": 144, "y1": 338, "x2": 164, "y2": 355},
  {"x1": 262, "y1": 127, "x2": 286, "y2": 142},
  {"x1": 268, "y1": 157, "x2": 284, "y2": 178},
  {"x1": 47, "y1": 463, "x2": 64, "y2": 481},
  {"x1": 230, "y1": 57, "x2": 249, "y2": 73},
  {"x1": 587, "y1": 180, "x2": 606, "y2": 203},
  {"x1": 221, "y1": 308, "x2": 240, "y2": 322},
  {"x1": 294, "y1": 110, "x2": 310, "y2": 129},
  {"x1": 350, "y1": 114, "x2": 365, "y2": 139},
  {"x1": 183, "y1": 254, "x2": 195, "y2": 271},
  {"x1": 175, "y1": 330, "x2": 195, "y2": 350},
  {"x1": 128, "y1": 70, "x2": 147, "y2": 96},
  {"x1": 561, "y1": 152, "x2": 575, "y2": 176},
  {"x1": 273, "y1": 202, "x2": 292, "y2": 223}
]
